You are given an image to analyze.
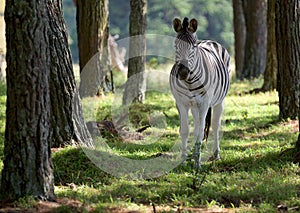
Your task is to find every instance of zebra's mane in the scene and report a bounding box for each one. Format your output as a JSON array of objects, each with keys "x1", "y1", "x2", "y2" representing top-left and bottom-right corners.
[
  {"x1": 182, "y1": 17, "x2": 189, "y2": 31},
  {"x1": 176, "y1": 31, "x2": 197, "y2": 45}
]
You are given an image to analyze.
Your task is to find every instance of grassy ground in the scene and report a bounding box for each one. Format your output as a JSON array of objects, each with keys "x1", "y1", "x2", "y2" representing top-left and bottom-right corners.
[{"x1": 0, "y1": 67, "x2": 299, "y2": 212}]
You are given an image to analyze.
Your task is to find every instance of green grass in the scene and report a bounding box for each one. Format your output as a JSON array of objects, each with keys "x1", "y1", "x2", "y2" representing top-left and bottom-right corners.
[{"x1": 0, "y1": 70, "x2": 299, "y2": 212}]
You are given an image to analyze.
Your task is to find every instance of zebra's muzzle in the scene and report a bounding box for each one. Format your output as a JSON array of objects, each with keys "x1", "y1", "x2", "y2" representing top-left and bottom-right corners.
[{"x1": 177, "y1": 63, "x2": 190, "y2": 80}]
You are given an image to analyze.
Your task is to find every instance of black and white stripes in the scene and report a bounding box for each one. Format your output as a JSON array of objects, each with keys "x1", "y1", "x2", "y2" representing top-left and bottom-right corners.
[{"x1": 170, "y1": 17, "x2": 230, "y2": 169}]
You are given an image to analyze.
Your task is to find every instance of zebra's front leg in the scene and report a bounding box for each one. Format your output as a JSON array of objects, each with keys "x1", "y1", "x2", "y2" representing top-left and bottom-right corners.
[
  {"x1": 191, "y1": 105, "x2": 208, "y2": 170},
  {"x1": 177, "y1": 103, "x2": 189, "y2": 161}
]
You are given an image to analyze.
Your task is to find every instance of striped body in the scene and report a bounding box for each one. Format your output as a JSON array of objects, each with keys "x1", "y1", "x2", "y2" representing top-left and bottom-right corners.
[
  {"x1": 170, "y1": 17, "x2": 230, "y2": 169},
  {"x1": 170, "y1": 40, "x2": 230, "y2": 108}
]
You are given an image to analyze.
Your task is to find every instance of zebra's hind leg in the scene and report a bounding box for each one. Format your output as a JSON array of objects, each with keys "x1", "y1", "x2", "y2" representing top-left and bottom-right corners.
[
  {"x1": 176, "y1": 103, "x2": 189, "y2": 162},
  {"x1": 191, "y1": 104, "x2": 208, "y2": 170},
  {"x1": 210, "y1": 102, "x2": 224, "y2": 160}
]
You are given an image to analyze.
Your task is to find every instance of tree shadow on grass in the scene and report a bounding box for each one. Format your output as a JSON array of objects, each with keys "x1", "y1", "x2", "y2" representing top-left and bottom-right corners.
[{"x1": 52, "y1": 147, "x2": 114, "y2": 186}]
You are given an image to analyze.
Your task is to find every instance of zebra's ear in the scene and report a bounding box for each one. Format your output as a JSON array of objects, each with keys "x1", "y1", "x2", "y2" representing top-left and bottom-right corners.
[
  {"x1": 173, "y1": 18, "x2": 182, "y2": 32},
  {"x1": 189, "y1": 18, "x2": 198, "y2": 33}
]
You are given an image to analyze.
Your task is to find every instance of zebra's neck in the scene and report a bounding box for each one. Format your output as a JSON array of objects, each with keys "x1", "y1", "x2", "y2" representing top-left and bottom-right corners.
[
  {"x1": 185, "y1": 47, "x2": 211, "y2": 94},
  {"x1": 188, "y1": 47, "x2": 202, "y2": 79}
]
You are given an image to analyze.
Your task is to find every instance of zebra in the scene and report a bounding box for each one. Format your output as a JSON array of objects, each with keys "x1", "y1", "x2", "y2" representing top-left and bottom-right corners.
[{"x1": 169, "y1": 17, "x2": 230, "y2": 169}]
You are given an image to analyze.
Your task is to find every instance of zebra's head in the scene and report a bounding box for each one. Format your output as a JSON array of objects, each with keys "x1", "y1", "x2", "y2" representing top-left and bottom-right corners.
[{"x1": 173, "y1": 17, "x2": 198, "y2": 80}]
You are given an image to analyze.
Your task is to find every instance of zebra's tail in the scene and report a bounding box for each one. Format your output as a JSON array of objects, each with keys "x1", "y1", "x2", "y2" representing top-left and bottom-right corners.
[{"x1": 204, "y1": 107, "x2": 212, "y2": 142}]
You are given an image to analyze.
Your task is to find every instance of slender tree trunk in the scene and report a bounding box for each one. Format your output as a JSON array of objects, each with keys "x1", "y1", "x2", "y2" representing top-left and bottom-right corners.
[
  {"x1": 276, "y1": 0, "x2": 300, "y2": 120},
  {"x1": 232, "y1": 0, "x2": 246, "y2": 79},
  {"x1": 241, "y1": 0, "x2": 267, "y2": 79},
  {"x1": 123, "y1": 0, "x2": 147, "y2": 105},
  {"x1": 261, "y1": 0, "x2": 277, "y2": 91},
  {"x1": 1, "y1": 0, "x2": 54, "y2": 201},
  {"x1": 77, "y1": 0, "x2": 113, "y2": 97}
]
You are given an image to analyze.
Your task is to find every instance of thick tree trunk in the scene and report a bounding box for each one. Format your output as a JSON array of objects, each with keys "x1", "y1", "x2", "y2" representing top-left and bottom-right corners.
[
  {"x1": 232, "y1": 0, "x2": 246, "y2": 79},
  {"x1": 0, "y1": 1, "x2": 5, "y2": 81},
  {"x1": 1, "y1": 0, "x2": 54, "y2": 201},
  {"x1": 261, "y1": 0, "x2": 277, "y2": 91},
  {"x1": 77, "y1": 0, "x2": 112, "y2": 97},
  {"x1": 48, "y1": 0, "x2": 92, "y2": 148},
  {"x1": 276, "y1": 0, "x2": 300, "y2": 120},
  {"x1": 1, "y1": 0, "x2": 93, "y2": 201},
  {"x1": 241, "y1": 0, "x2": 267, "y2": 79},
  {"x1": 123, "y1": 0, "x2": 147, "y2": 105}
]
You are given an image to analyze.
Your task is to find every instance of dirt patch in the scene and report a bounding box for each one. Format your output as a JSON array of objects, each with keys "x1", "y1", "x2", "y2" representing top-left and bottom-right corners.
[
  {"x1": 280, "y1": 119, "x2": 299, "y2": 133},
  {"x1": 0, "y1": 198, "x2": 91, "y2": 213},
  {"x1": 0, "y1": 198, "x2": 237, "y2": 213}
]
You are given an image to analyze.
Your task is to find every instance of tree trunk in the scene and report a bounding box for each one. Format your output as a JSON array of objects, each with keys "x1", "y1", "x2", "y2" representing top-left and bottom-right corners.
[
  {"x1": 0, "y1": 1, "x2": 5, "y2": 81},
  {"x1": 276, "y1": 0, "x2": 300, "y2": 120},
  {"x1": 123, "y1": 0, "x2": 147, "y2": 105},
  {"x1": 77, "y1": 0, "x2": 113, "y2": 97},
  {"x1": 1, "y1": 0, "x2": 54, "y2": 201},
  {"x1": 0, "y1": 54, "x2": 3, "y2": 81},
  {"x1": 261, "y1": 0, "x2": 277, "y2": 91},
  {"x1": 241, "y1": 0, "x2": 267, "y2": 79},
  {"x1": 48, "y1": 0, "x2": 93, "y2": 148},
  {"x1": 232, "y1": 0, "x2": 246, "y2": 79},
  {"x1": 297, "y1": 128, "x2": 300, "y2": 151},
  {"x1": 1, "y1": 0, "x2": 94, "y2": 201}
]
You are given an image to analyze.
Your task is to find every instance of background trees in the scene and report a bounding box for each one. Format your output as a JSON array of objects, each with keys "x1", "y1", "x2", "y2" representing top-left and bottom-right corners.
[
  {"x1": 123, "y1": 0, "x2": 147, "y2": 104},
  {"x1": 77, "y1": 0, "x2": 113, "y2": 97},
  {"x1": 232, "y1": 0, "x2": 245, "y2": 79},
  {"x1": 240, "y1": 0, "x2": 267, "y2": 79},
  {"x1": 62, "y1": 0, "x2": 234, "y2": 64},
  {"x1": 261, "y1": 0, "x2": 277, "y2": 91}
]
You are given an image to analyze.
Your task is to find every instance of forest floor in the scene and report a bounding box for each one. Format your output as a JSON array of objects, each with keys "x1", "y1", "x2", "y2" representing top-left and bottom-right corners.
[
  {"x1": 0, "y1": 198, "x2": 237, "y2": 213},
  {"x1": 0, "y1": 70, "x2": 299, "y2": 212}
]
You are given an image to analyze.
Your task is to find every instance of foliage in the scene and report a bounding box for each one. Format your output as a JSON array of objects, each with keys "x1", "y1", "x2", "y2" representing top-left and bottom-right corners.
[{"x1": 62, "y1": 0, "x2": 234, "y2": 63}]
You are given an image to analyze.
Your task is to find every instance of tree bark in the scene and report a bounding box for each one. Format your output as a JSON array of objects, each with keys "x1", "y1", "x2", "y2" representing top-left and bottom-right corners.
[
  {"x1": 1, "y1": 0, "x2": 54, "y2": 201},
  {"x1": 123, "y1": 0, "x2": 147, "y2": 105},
  {"x1": 232, "y1": 0, "x2": 246, "y2": 79},
  {"x1": 1, "y1": 0, "x2": 94, "y2": 201},
  {"x1": 261, "y1": 0, "x2": 277, "y2": 91},
  {"x1": 48, "y1": 0, "x2": 92, "y2": 148},
  {"x1": 77, "y1": 0, "x2": 113, "y2": 97},
  {"x1": 276, "y1": 0, "x2": 300, "y2": 120},
  {"x1": 241, "y1": 0, "x2": 267, "y2": 79},
  {"x1": 0, "y1": 54, "x2": 3, "y2": 81},
  {"x1": 0, "y1": 1, "x2": 5, "y2": 81}
]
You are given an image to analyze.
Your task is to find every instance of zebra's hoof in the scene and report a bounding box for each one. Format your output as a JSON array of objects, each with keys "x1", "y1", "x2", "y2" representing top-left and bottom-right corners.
[
  {"x1": 208, "y1": 154, "x2": 220, "y2": 161},
  {"x1": 194, "y1": 164, "x2": 202, "y2": 172},
  {"x1": 181, "y1": 153, "x2": 188, "y2": 162}
]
